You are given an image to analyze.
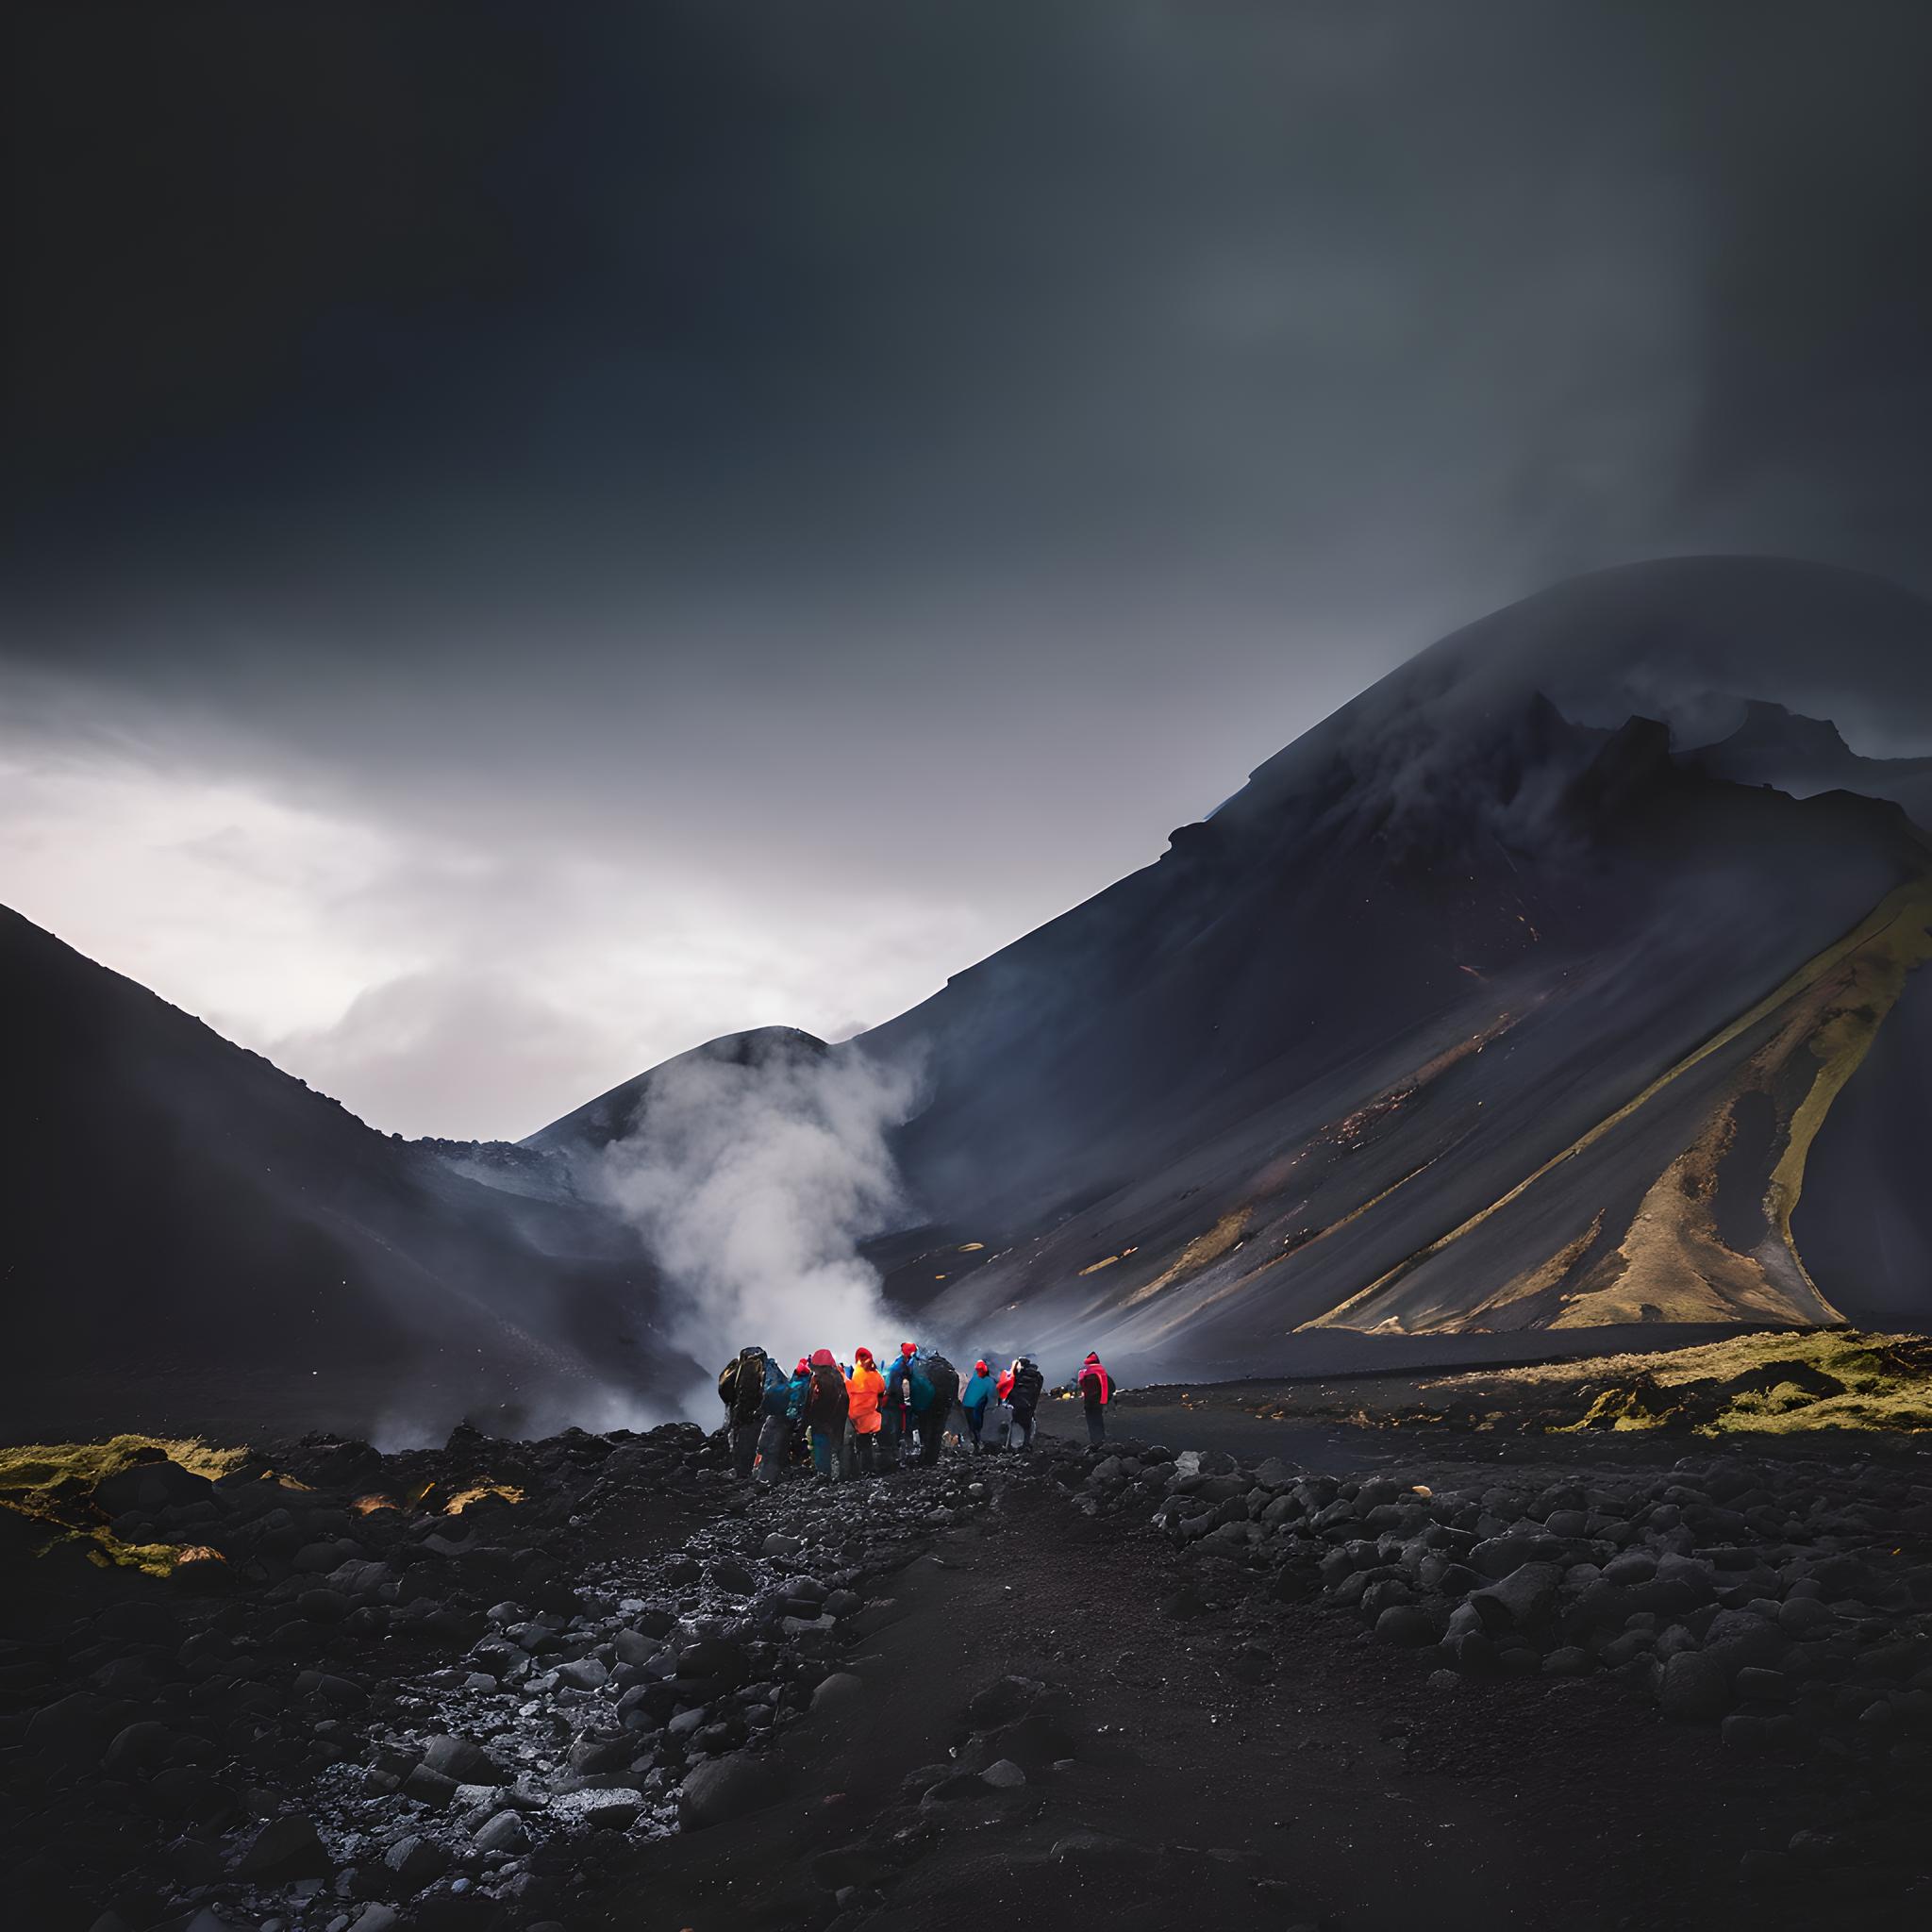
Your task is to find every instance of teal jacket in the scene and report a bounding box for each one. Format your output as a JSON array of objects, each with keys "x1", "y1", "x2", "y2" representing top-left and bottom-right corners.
[{"x1": 960, "y1": 1372, "x2": 996, "y2": 1409}]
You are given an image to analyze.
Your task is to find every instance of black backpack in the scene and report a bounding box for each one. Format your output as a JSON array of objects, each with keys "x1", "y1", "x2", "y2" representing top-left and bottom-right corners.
[
  {"x1": 730, "y1": 1348, "x2": 768, "y2": 1423},
  {"x1": 810, "y1": 1362, "x2": 850, "y2": 1422},
  {"x1": 1010, "y1": 1358, "x2": 1043, "y2": 1412}
]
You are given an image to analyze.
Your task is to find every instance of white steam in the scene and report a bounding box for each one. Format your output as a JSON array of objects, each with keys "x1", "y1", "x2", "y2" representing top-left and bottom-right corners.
[{"x1": 596, "y1": 1043, "x2": 924, "y2": 1414}]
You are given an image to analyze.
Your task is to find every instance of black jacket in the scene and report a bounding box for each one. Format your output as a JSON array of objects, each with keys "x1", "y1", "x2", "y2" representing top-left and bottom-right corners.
[{"x1": 1008, "y1": 1361, "x2": 1043, "y2": 1416}]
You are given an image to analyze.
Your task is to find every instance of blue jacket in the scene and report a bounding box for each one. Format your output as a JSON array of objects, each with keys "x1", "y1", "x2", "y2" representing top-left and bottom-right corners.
[{"x1": 960, "y1": 1372, "x2": 996, "y2": 1410}]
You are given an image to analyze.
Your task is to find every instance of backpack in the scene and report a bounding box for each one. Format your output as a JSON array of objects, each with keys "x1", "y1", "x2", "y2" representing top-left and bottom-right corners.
[
  {"x1": 810, "y1": 1362, "x2": 850, "y2": 1424},
  {"x1": 730, "y1": 1348, "x2": 768, "y2": 1423},
  {"x1": 917, "y1": 1350, "x2": 958, "y2": 1407}
]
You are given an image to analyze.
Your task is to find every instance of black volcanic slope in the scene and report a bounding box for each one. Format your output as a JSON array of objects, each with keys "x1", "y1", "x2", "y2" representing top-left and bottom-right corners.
[
  {"x1": 866, "y1": 560, "x2": 1932, "y2": 1374},
  {"x1": 533, "y1": 558, "x2": 1932, "y2": 1382},
  {"x1": 1, "y1": 910, "x2": 692, "y2": 1440}
]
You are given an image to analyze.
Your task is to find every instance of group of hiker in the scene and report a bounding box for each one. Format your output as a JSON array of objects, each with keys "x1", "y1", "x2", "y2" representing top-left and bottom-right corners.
[{"x1": 715, "y1": 1342, "x2": 1113, "y2": 1481}]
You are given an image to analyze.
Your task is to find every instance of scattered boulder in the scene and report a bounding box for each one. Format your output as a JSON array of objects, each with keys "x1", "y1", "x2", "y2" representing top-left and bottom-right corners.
[
  {"x1": 1660, "y1": 1652, "x2": 1733, "y2": 1722},
  {"x1": 234, "y1": 1813, "x2": 330, "y2": 1880},
  {"x1": 679, "y1": 1753, "x2": 784, "y2": 1830},
  {"x1": 1375, "y1": 1604, "x2": 1441, "y2": 1649},
  {"x1": 473, "y1": 1808, "x2": 530, "y2": 1855},
  {"x1": 92, "y1": 1460, "x2": 213, "y2": 1518},
  {"x1": 420, "y1": 1735, "x2": 504, "y2": 1785},
  {"x1": 967, "y1": 1674, "x2": 1041, "y2": 1725},
  {"x1": 383, "y1": 1833, "x2": 451, "y2": 1890},
  {"x1": 811, "y1": 1672, "x2": 866, "y2": 1712}
]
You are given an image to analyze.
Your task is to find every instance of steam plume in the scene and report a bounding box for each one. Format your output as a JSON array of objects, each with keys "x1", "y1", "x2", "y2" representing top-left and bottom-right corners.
[{"x1": 596, "y1": 1041, "x2": 922, "y2": 1411}]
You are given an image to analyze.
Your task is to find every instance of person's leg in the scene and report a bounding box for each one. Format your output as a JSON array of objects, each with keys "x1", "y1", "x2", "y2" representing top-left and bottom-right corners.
[
  {"x1": 757, "y1": 1416, "x2": 786, "y2": 1481},
  {"x1": 810, "y1": 1427, "x2": 830, "y2": 1478},
  {"x1": 734, "y1": 1420, "x2": 757, "y2": 1478},
  {"x1": 1086, "y1": 1408, "x2": 1105, "y2": 1446}
]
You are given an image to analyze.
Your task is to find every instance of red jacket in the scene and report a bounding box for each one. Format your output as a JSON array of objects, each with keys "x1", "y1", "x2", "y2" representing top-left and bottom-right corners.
[{"x1": 1077, "y1": 1357, "x2": 1111, "y2": 1407}]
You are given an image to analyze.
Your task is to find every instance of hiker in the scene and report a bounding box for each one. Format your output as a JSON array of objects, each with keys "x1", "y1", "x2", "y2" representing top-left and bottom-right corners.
[
  {"x1": 913, "y1": 1351, "x2": 960, "y2": 1465},
  {"x1": 1076, "y1": 1350, "x2": 1112, "y2": 1445},
  {"x1": 959, "y1": 1359, "x2": 997, "y2": 1452},
  {"x1": 846, "y1": 1346, "x2": 886, "y2": 1475},
  {"x1": 754, "y1": 1357, "x2": 807, "y2": 1483},
  {"x1": 716, "y1": 1344, "x2": 770, "y2": 1478},
  {"x1": 805, "y1": 1347, "x2": 850, "y2": 1481},
  {"x1": 881, "y1": 1341, "x2": 917, "y2": 1467},
  {"x1": 999, "y1": 1356, "x2": 1044, "y2": 1451}
]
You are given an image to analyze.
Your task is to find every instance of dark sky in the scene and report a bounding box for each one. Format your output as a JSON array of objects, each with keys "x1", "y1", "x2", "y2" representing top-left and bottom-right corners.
[{"x1": 5, "y1": 1, "x2": 1932, "y2": 1137}]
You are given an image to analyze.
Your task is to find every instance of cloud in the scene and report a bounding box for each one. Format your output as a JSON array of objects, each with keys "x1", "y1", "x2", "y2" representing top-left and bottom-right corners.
[
  {"x1": 7, "y1": 1, "x2": 1932, "y2": 1146},
  {"x1": 0, "y1": 716, "x2": 1004, "y2": 1139},
  {"x1": 268, "y1": 971, "x2": 620, "y2": 1145}
]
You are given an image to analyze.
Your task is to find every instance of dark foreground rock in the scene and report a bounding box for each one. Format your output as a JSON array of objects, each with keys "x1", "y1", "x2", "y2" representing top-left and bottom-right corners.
[{"x1": 4, "y1": 1415, "x2": 1931, "y2": 1930}]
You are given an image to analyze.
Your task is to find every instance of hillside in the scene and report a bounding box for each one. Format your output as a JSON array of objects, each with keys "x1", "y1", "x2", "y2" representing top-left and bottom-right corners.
[
  {"x1": 842, "y1": 560, "x2": 1932, "y2": 1374},
  {"x1": 509, "y1": 560, "x2": 1932, "y2": 1385},
  {"x1": 0, "y1": 908, "x2": 691, "y2": 1440}
]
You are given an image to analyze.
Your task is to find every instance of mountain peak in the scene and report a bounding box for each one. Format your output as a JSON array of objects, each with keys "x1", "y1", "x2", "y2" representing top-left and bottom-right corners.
[
  {"x1": 1714, "y1": 700, "x2": 1853, "y2": 762},
  {"x1": 521, "y1": 1024, "x2": 829, "y2": 1156}
]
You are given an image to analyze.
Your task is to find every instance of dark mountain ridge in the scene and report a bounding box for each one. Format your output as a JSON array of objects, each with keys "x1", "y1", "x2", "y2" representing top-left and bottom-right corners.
[
  {"x1": 511, "y1": 559, "x2": 1932, "y2": 1387},
  {"x1": 16, "y1": 555, "x2": 1932, "y2": 1431},
  {"x1": 1, "y1": 908, "x2": 696, "y2": 1441}
]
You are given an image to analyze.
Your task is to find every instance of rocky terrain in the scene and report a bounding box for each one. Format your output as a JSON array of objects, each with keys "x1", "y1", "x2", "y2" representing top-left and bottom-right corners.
[{"x1": 5, "y1": 1408, "x2": 1931, "y2": 1932}]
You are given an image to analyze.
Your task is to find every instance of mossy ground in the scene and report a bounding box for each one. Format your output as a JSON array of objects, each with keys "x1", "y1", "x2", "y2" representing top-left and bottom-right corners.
[
  {"x1": 0, "y1": 1434, "x2": 248, "y2": 1574},
  {"x1": 1424, "y1": 1327, "x2": 1932, "y2": 1434}
]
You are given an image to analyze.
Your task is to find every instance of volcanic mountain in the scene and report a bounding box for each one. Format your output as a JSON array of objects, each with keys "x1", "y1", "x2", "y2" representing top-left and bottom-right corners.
[
  {"x1": 531, "y1": 558, "x2": 1932, "y2": 1379},
  {"x1": 1, "y1": 908, "x2": 694, "y2": 1439},
  {"x1": 16, "y1": 554, "x2": 1932, "y2": 1431}
]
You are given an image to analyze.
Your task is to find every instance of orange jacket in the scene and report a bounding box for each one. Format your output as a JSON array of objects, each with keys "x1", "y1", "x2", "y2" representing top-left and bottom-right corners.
[{"x1": 846, "y1": 1358, "x2": 886, "y2": 1434}]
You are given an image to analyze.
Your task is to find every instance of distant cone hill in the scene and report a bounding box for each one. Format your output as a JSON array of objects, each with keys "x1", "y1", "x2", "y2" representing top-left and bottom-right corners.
[{"x1": 14, "y1": 556, "x2": 1932, "y2": 1432}]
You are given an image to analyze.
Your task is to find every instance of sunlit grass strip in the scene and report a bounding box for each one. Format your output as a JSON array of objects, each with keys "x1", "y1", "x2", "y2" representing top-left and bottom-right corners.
[
  {"x1": 0, "y1": 1435, "x2": 249, "y2": 1574},
  {"x1": 1425, "y1": 1328, "x2": 1932, "y2": 1435}
]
